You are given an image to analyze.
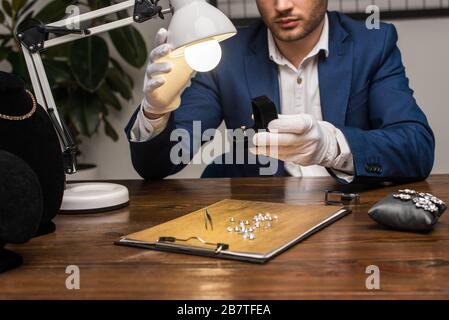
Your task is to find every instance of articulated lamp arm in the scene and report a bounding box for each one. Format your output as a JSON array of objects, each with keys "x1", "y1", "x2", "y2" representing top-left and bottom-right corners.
[{"x1": 16, "y1": 0, "x2": 173, "y2": 175}]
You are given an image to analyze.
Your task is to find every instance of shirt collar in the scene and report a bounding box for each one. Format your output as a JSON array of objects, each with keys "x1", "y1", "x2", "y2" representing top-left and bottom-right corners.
[{"x1": 268, "y1": 13, "x2": 329, "y2": 67}]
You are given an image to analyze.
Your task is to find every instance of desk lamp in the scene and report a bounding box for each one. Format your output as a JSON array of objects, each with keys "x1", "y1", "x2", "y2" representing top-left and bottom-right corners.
[{"x1": 16, "y1": 0, "x2": 237, "y2": 213}]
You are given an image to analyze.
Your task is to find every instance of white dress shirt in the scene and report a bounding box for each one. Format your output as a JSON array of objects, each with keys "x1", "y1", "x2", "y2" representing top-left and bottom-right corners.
[
  {"x1": 130, "y1": 14, "x2": 354, "y2": 179},
  {"x1": 267, "y1": 14, "x2": 354, "y2": 178}
]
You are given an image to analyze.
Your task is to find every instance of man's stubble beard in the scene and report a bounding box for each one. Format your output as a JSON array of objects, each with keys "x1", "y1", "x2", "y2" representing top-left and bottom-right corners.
[{"x1": 268, "y1": 1, "x2": 328, "y2": 42}]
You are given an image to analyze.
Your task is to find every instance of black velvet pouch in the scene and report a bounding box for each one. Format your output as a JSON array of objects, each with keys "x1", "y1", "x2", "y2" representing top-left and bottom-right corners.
[
  {"x1": 368, "y1": 190, "x2": 447, "y2": 232},
  {"x1": 0, "y1": 72, "x2": 65, "y2": 236}
]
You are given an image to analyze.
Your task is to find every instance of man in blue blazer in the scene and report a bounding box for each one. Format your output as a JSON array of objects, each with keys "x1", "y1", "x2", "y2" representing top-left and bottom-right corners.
[{"x1": 125, "y1": 0, "x2": 434, "y2": 183}]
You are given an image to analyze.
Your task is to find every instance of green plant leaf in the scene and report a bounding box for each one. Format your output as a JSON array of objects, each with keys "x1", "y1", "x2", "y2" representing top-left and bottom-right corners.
[
  {"x1": 44, "y1": 42, "x2": 70, "y2": 59},
  {"x1": 105, "y1": 67, "x2": 132, "y2": 101},
  {"x1": 52, "y1": 86, "x2": 70, "y2": 113},
  {"x1": 70, "y1": 88, "x2": 103, "y2": 137},
  {"x1": 0, "y1": 8, "x2": 5, "y2": 22},
  {"x1": 110, "y1": 57, "x2": 134, "y2": 88},
  {"x1": 98, "y1": 0, "x2": 111, "y2": 7},
  {"x1": 97, "y1": 81, "x2": 122, "y2": 111},
  {"x1": 87, "y1": 0, "x2": 97, "y2": 10},
  {"x1": 2, "y1": 0, "x2": 12, "y2": 17},
  {"x1": 0, "y1": 46, "x2": 11, "y2": 62},
  {"x1": 109, "y1": 25, "x2": 147, "y2": 69},
  {"x1": 35, "y1": 0, "x2": 73, "y2": 23},
  {"x1": 100, "y1": 101, "x2": 109, "y2": 116},
  {"x1": 18, "y1": 0, "x2": 36, "y2": 16},
  {"x1": 20, "y1": 9, "x2": 33, "y2": 22},
  {"x1": 12, "y1": 0, "x2": 27, "y2": 13},
  {"x1": 43, "y1": 59, "x2": 72, "y2": 87},
  {"x1": 69, "y1": 35, "x2": 109, "y2": 92},
  {"x1": 6, "y1": 50, "x2": 29, "y2": 81},
  {"x1": 88, "y1": 0, "x2": 112, "y2": 10},
  {"x1": 103, "y1": 117, "x2": 119, "y2": 141}
]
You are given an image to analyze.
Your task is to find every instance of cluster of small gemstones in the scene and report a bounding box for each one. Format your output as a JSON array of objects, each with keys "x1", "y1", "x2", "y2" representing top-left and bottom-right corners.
[
  {"x1": 392, "y1": 189, "x2": 445, "y2": 214},
  {"x1": 226, "y1": 212, "x2": 279, "y2": 240}
]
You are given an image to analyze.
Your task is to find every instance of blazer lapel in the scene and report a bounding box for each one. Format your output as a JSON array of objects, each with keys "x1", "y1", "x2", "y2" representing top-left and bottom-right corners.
[
  {"x1": 243, "y1": 23, "x2": 284, "y2": 176},
  {"x1": 318, "y1": 12, "x2": 353, "y2": 127},
  {"x1": 245, "y1": 24, "x2": 281, "y2": 113}
]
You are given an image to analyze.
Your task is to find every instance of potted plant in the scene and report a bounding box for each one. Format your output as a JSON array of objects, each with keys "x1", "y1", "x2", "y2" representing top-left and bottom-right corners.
[{"x1": 0, "y1": 0, "x2": 147, "y2": 171}]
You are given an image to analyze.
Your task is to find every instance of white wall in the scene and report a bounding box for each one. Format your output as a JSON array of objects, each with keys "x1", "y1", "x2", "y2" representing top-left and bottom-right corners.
[
  {"x1": 393, "y1": 17, "x2": 449, "y2": 174},
  {"x1": 2, "y1": 1, "x2": 448, "y2": 178}
]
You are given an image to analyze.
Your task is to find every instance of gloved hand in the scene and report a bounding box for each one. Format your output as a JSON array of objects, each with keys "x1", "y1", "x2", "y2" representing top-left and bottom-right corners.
[
  {"x1": 142, "y1": 28, "x2": 194, "y2": 117},
  {"x1": 251, "y1": 114, "x2": 341, "y2": 167}
]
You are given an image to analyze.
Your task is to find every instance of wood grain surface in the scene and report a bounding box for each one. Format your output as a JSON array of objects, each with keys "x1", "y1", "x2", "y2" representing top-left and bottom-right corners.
[{"x1": 1, "y1": 176, "x2": 449, "y2": 299}]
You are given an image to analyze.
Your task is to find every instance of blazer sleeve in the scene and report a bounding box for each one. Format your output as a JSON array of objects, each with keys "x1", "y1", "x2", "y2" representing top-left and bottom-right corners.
[
  {"x1": 124, "y1": 71, "x2": 223, "y2": 180},
  {"x1": 337, "y1": 24, "x2": 435, "y2": 183}
]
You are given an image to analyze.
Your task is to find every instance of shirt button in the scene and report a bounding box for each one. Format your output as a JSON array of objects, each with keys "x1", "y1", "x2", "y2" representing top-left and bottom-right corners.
[{"x1": 297, "y1": 77, "x2": 303, "y2": 85}]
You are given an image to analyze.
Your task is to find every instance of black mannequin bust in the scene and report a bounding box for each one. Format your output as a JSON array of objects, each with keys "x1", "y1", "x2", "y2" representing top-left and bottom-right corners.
[
  {"x1": 0, "y1": 243, "x2": 23, "y2": 273},
  {"x1": 0, "y1": 71, "x2": 65, "y2": 237},
  {"x1": 0, "y1": 150, "x2": 43, "y2": 273},
  {"x1": 0, "y1": 71, "x2": 31, "y2": 116}
]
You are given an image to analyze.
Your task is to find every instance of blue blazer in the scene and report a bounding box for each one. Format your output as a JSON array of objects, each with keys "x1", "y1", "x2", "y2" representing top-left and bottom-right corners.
[{"x1": 125, "y1": 11, "x2": 435, "y2": 183}]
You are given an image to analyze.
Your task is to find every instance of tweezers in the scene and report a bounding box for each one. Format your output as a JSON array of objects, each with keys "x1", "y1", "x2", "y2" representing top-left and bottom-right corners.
[{"x1": 204, "y1": 208, "x2": 213, "y2": 231}]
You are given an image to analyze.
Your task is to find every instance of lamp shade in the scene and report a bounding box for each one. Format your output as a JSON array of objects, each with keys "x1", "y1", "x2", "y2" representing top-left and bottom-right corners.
[
  {"x1": 168, "y1": 0, "x2": 237, "y2": 55},
  {"x1": 150, "y1": 0, "x2": 236, "y2": 108}
]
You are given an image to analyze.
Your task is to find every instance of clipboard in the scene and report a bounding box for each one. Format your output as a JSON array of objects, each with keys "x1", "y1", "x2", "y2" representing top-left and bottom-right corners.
[{"x1": 116, "y1": 199, "x2": 351, "y2": 264}]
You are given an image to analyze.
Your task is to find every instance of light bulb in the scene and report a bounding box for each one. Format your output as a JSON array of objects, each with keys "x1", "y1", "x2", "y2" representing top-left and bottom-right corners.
[{"x1": 184, "y1": 39, "x2": 222, "y2": 72}]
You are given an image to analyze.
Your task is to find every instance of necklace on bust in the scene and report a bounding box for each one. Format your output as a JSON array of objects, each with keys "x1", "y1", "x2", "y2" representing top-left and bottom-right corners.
[{"x1": 0, "y1": 90, "x2": 37, "y2": 121}]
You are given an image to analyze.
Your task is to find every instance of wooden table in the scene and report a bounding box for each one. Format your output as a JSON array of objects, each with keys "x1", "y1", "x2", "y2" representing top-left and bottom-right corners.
[{"x1": 1, "y1": 176, "x2": 449, "y2": 299}]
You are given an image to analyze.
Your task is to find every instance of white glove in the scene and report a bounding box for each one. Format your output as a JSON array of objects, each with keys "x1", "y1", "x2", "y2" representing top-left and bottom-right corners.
[
  {"x1": 251, "y1": 114, "x2": 340, "y2": 168},
  {"x1": 142, "y1": 28, "x2": 193, "y2": 116}
]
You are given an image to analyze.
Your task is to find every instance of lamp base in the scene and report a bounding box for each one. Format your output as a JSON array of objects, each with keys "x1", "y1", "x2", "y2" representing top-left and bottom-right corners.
[{"x1": 60, "y1": 182, "x2": 130, "y2": 214}]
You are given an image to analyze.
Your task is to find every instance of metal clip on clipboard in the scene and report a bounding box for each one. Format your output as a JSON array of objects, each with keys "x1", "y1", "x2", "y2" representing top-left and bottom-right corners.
[{"x1": 157, "y1": 237, "x2": 229, "y2": 254}]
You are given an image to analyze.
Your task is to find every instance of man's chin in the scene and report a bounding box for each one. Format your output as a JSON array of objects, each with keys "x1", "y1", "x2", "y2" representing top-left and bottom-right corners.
[{"x1": 272, "y1": 29, "x2": 305, "y2": 42}]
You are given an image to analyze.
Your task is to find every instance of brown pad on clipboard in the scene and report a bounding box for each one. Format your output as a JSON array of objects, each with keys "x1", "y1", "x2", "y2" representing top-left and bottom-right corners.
[{"x1": 116, "y1": 199, "x2": 351, "y2": 263}]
